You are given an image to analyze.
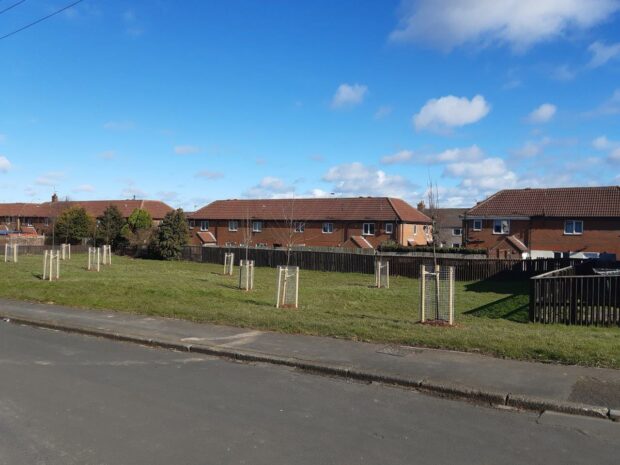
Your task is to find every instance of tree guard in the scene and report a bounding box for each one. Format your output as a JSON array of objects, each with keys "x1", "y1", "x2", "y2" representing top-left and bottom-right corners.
[
  {"x1": 42, "y1": 250, "x2": 60, "y2": 281},
  {"x1": 239, "y1": 259, "x2": 255, "y2": 291},
  {"x1": 276, "y1": 266, "x2": 299, "y2": 309},
  {"x1": 420, "y1": 265, "x2": 455, "y2": 325}
]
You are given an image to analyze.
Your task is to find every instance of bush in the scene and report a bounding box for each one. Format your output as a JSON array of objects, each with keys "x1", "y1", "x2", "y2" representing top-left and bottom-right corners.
[
  {"x1": 151, "y1": 209, "x2": 189, "y2": 260},
  {"x1": 54, "y1": 207, "x2": 95, "y2": 244},
  {"x1": 98, "y1": 205, "x2": 125, "y2": 247}
]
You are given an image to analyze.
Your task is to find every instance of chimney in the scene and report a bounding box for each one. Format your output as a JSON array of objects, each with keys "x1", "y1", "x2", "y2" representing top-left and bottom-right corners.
[
  {"x1": 417, "y1": 200, "x2": 425, "y2": 211},
  {"x1": 51, "y1": 193, "x2": 58, "y2": 203}
]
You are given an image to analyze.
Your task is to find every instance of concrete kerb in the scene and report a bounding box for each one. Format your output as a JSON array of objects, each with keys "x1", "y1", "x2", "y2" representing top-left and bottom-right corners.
[{"x1": 0, "y1": 313, "x2": 614, "y2": 422}]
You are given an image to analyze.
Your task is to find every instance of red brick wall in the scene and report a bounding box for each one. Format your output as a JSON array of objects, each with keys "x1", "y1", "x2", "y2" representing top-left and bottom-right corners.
[
  {"x1": 189, "y1": 219, "x2": 401, "y2": 248},
  {"x1": 464, "y1": 217, "x2": 620, "y2": 257},
  {"x1": 530, "y1": 217, "x2": 620, "y2": 256},
  {"x1": 464, "y1": 219, "x2": 530, "y2": 254}
]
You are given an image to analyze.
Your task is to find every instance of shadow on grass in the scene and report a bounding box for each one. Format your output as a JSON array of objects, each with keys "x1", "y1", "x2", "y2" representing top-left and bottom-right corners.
[
  {"x1": 464, "y1": 294, "x2": 529, "y2": 323},
  {"x1": 463, "y1": 279, "x2": 530, "y2": 323}
]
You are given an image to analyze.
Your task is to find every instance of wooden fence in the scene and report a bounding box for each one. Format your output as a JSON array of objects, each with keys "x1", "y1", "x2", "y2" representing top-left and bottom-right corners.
[
  {"x1": 530, "y1": 266, "x2": 620, "y2": 326},
  {"x1": 4, "y1": 244, "x2": 90, "y2": 255},
  {"x1": 174, "y1": 245, "x2": 586, "y2": 282}
]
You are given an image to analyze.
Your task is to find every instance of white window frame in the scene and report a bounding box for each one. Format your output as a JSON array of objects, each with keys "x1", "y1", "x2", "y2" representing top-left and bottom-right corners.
[
  {"x1": 472, "y1": 219, "x2": 482, "y2": 231},
  {"x1": 322, "y1": 222, "x2": 333, "y2": 234},
  {"x1": 385, "y1": 223, "x2": 394, "y2": 234},
  {"x1": 413, "y1": 225, "x2": 418, "y2": 234},
  {"x1": 564, "y1": 220, "x2": 583, "y2": 235},
  {"x1": 188, "y1": 219, "x2": 195, "y2": 229},
  {"x1": 452, "y1": 228, "x2": 462, "y2": 236},
  {"x1": 200, "y1": 220, "x2": 209, "y2": 231},
  {"x1": 294, "y1": 222, "x2": 305, "y2": 233},
  {"x1": 252, "y1": 221, "x2": 263, "y2": 233},
  {"x1": 362, "y1": 223, "x2": 375, "y2": 236},
  {"x1": 228, "y1": 220, "x2": 238, "y2": 232},
  {"x1": 493, "y1": 219, "x2": 510, "y2": 235}
]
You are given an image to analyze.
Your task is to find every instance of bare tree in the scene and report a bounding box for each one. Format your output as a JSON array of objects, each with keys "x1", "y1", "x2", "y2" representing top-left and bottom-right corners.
[{"x1": 426, "y1": 179, "x2": 442, "y2": 320}]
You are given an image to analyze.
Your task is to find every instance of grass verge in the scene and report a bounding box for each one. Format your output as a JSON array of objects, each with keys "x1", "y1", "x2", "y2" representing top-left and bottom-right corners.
[{"x1": 0, "y1": 254, "x2": 618, "y2": 368}]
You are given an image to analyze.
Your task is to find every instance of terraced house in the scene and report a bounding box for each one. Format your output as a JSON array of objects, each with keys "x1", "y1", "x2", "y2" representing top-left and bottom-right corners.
[
  {"x1": 464, "y1": 186, "x2": 620, "y2": 259},
  {"x1": 0, "y1": 194, "x2": 173, "y2": 241},
  {"x1": 188, "y1": 197, "x2": 432, "y2": 249}
]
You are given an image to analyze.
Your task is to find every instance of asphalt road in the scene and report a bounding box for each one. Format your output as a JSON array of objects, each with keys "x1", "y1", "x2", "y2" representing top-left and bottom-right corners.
[{"x1": 0, "y1": 322, "x2": 617, "y2": 465}]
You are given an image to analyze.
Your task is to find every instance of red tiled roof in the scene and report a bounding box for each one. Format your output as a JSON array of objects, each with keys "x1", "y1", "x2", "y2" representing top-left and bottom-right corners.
[
  {"x1": 467, "y1": 186, "x2": 620, "y2": 218},
  {"x1": 196, "y1": 231, "x2": 217, "y2": 244},
  {"x1": 191, "y1": 197, "x2": 431, "y2": 223},
  {"x1": 350, "y1": 236, "x2": 374, "y2": 249},
  {"x1": 0, "y1": 199, "x2": 173, "y2": 220}
]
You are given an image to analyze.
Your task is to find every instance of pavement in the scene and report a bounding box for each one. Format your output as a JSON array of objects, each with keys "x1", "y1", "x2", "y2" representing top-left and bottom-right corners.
[
  {"x1": 2, "y1": 323, "x2": 619, "y2": 465},
  {"x1": 1, "y1": 297, "x2": 619, "y2": 421}
]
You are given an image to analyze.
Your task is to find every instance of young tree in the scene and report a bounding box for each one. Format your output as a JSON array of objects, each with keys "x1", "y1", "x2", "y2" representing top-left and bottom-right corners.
[
  {"x1": 121, "y1": 208, "x2": 154, "y2": 246},
  {"x1": 54, "y1": 207, "x2": 95, "y2": 244},
  {"x1": 99, "y1": 205, "x2": 125, "y2": 247},
  {"x1": 152, "y1": 209, "x2": 189, "y2": 260}
]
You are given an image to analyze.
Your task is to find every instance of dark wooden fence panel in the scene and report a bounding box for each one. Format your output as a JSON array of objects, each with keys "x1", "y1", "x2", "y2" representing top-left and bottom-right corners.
[
  {"x1": 187, "y1": 246, "x2": 586, "y2": 282},
  {"x1": 530, "y1": 267, "x2": 620, "y2": 326},
  {"x1": 9, "y1": 244, "x2": 90, "y2": 255}
]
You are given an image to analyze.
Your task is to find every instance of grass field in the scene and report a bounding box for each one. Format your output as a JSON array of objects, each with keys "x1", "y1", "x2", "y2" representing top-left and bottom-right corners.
[{"x1": 1, "y1": 253, "x2": 619, "y2": 368}]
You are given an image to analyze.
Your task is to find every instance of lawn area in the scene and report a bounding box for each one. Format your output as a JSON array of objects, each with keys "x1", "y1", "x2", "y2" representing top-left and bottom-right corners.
[{"x1": 1, "y1": 253, "x2": 619, "y2": 368}]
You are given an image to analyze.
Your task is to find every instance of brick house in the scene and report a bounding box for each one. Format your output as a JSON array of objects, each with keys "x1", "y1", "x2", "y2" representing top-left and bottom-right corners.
[
  {"x1": 464, "y1": 186, "x2": 620, "y2": 259},
  {"x1": 0, "y1": 194, "x2": 173, "y2": 238},
  {"x1": 420, "y1": 206, "x2": 469, "y2": 248},
  {"x1": 188, "y1": 197, "x2": 432, "y2": 249}
]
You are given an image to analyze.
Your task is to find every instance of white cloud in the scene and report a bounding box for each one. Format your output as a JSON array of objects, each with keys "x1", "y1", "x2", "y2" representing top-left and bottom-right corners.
[
  {"x1": 195, "y1": 170, "x2": 224, "y2": 179},
  {"x1": 156, "y1": 191, "x2": 179, "y2": 202},
  {"x1": 550, "y1": 64, "x2": 577, "y2": 81},
  {"x1": 413, "y1": 94, "x2": 490, "y2": 131},
  {"x1": 588, "y1": 41, "x2": 620, "y2": 67},
  {"x1": 434, "y1": 145, "x2": 484, "y2": 163},
  {"x1": 244, "y1": 176, "x2": 295, "y2": 198},
  {"x1": 309, "y1": 154, "x2": 324, "y2": 162},
  {"x1": 592, "y1": 135, "x2": 616, "y2": 150},
  {"x1": 0, "y1": 156, "x2": 11, "y2": 173},
  {"x1": 389, "y1": 0, "x2": 620, "y2": 52},
  {"x1": 512, "y1": 137, "x2": 552, "y2": 157},
  {"x1": 73, "y1": 184, "x2": 95, "y2": 193},
  {"x1": 610, "y1": 148, "x2": 620, "y2": 162},
  {"x1": 103, "y1": 120, "x2": 135, "y2": 131},
  {"x1": 587, "y1": 89, "x2": 620, "y2": 116},
  {"x1": 381, "y1": 150, "x2": 414, "y2": 165},
  {"x1": 331, "y1": 83, "x2": 368, "y2": 108},
  {"x1": 443, "y1": 157, "x2": 518, "y2": 190},
  {"x1": 527, "y1": 103, "x2": 557, "y2": 123},
  {"x1": 174, "y1": 145, "x2": 202, "y2": 155},
  {"x1": 322, "y1": 162, "x2": 418, "y2": 199},
  {"x1": 36, "y1": 172, "x2": 64, "y2": 186},
  {"x1": 374, "y1": 105, "x2": 393, "y2": 119}
]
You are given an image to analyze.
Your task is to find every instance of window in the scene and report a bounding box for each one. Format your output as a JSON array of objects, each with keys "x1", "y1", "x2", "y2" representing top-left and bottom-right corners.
[
  {"x1": 493, "y1": 219, "x2": 510, "y2": 235},
  {"x1": 252, "y1": 221, "x2": 263, "y2": 233},
  {"x1": 452, "y1": 243, "x2": 460, "y2": 248},
  {"x1": 294, "y1": 222, "x2": 305, "y2": 233},
  {"x1": 200, "y1": 220, "x2": 209, "y2": 231},
  {"x1": 472, "y1": 219, "x2": 482, "y2": 231},
  {"x1": 188, "y1": 219, "x2": 195, "y2": 229},
  {"x1": 228, "y1": 220, "x2": 238, "y2": 232},
  {"x1": 322, "y1": 222, "x2": 333, "y2": 234},
  {"x1": 452, "y1": 228, "x2": 462, "y2": 236},
  {"x1": 44, "y1": 217, "x2": 49, "y2": 226},
  {"x1": 363, "y1": 223, "x2": 375, "y2": 236},
  {"x1": 564, "y1": 220, "x2": 583, "y2": 235},
  {"x1": 413, "y1": 225, "x2": 418, "y2": 234},
  {"x1": 385, "y1": 223, "x2": 394, "y2": 234}
]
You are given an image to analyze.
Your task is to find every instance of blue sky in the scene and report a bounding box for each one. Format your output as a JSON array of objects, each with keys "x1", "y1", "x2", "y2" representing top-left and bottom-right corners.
[{"x1": 1, "y1": 0, "x2": 620, "y2": 210}]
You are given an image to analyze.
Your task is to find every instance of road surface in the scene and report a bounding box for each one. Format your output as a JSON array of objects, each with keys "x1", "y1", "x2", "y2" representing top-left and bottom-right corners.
[{"x1": 0, "y1": 322, "x2": 617, "y2": 465}]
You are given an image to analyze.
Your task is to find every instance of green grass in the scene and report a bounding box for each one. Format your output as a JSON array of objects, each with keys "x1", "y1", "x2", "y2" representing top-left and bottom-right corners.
[{"x1": 1, "y1": 253, "x2": 619, "y2": 368}]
